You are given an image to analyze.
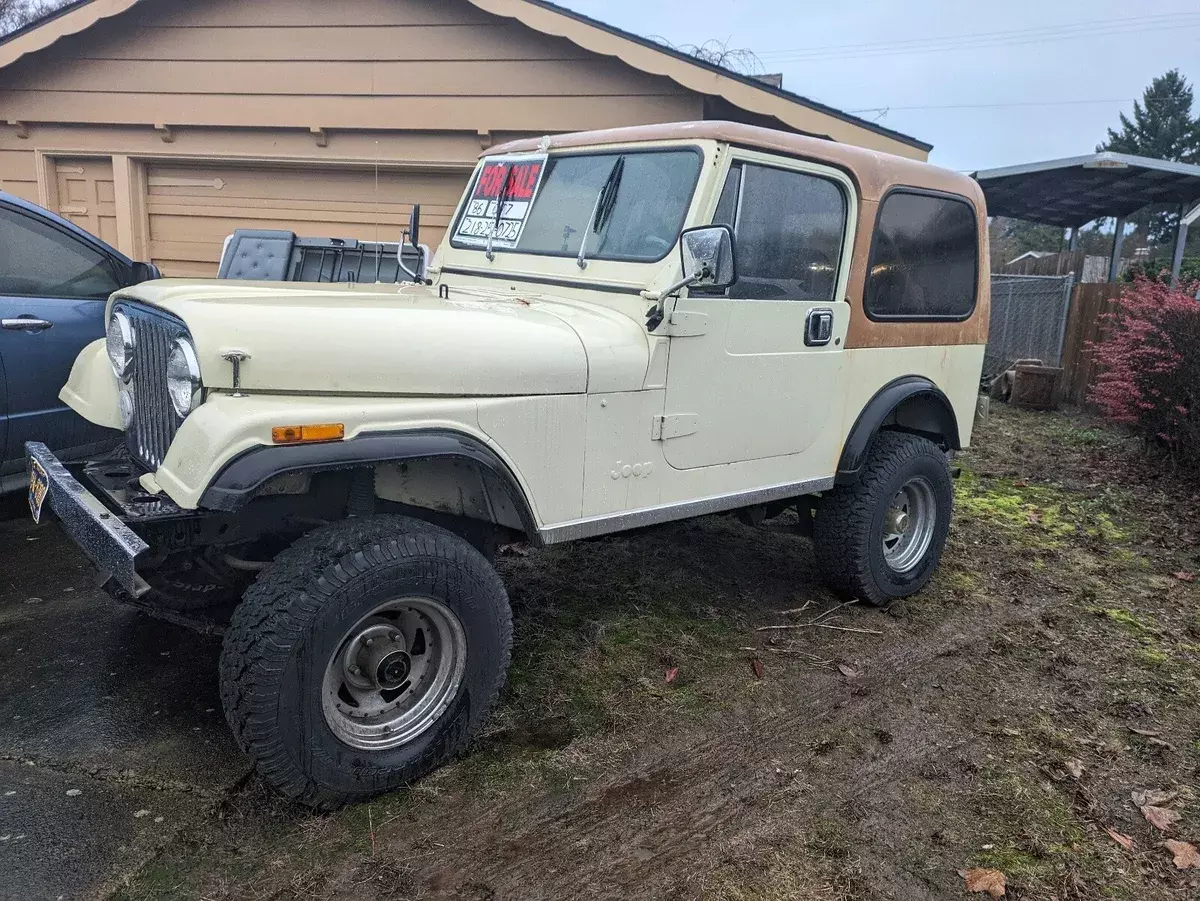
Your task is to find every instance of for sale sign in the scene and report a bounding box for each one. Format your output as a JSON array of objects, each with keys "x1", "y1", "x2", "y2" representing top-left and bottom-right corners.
[{"x1": 453, "y1": 153, "x2": 547, "y2": 249}]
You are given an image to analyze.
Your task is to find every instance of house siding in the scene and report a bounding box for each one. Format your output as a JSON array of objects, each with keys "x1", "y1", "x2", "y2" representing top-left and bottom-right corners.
[{"x1": 0, "y1": 0, "x2": 699, "y2": 129}]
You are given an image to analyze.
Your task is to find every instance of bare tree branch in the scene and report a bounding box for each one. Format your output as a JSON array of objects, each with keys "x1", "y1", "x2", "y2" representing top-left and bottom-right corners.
[
  {"x1": 0, "y1": 0, "x2": 64, "y2": 36},
  {"x1": 649, "y1": 36, "x2": 767, "y2": 76}
]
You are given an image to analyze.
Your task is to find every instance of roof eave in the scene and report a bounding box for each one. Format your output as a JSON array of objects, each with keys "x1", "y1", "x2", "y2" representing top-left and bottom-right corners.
[
  {"x1": 463, "y1": 0, "x2": 932, "y2": 157},
  {"x1": 975, "y1": 152, "x2": 1200, "y2": 227},
  {"x1": 0, "y1": 0, "x2": 145, "y2": 68},
  {"x1": 974, "y1": 152, "x2": 1200, "y2": 183}
]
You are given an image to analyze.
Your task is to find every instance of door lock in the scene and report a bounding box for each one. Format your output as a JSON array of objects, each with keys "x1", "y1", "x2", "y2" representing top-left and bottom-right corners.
[{"x1": 805, "y1": 308, "x2": 834, "y2": 346}]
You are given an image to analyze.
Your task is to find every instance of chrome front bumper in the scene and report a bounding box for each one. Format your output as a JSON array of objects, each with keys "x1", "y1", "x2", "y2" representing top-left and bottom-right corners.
[{"x1": 25, "y1": 441, "x2": 150, "y2": 597}]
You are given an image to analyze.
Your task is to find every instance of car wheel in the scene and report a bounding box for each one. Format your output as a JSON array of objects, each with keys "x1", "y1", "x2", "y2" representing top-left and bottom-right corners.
[
  {"x1": 218, "y1": 515, "x2": 511, "y2": 809},
  {"x1": 813, "y1": 431, "x2": 952, "y2": 606}
]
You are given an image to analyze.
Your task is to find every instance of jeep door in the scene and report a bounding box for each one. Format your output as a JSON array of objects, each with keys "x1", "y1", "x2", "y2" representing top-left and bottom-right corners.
[
  {"x1": 0, "y1": 199, "x2": 128, "y2": 480},
  {"x1": 660, "y1": 155, "x2": 856, "y2": 471}
]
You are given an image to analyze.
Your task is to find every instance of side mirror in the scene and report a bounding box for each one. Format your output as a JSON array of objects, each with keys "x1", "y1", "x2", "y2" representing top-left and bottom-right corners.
[
  {"x1": 130, "y1": 261, "x2": 161, "y2": 285},
  {"x1": 679, "y1": 224, "x2": 736, "y2": 290},
  {"x1": 645, "y1": 224, "x2": 737, "y2": 332},
  {"x1": 397, "y1": 204, "x2": 424, "y2": 283},
  {"x1": 407, "y1": 203, "x2": 421, "y2": 249}
]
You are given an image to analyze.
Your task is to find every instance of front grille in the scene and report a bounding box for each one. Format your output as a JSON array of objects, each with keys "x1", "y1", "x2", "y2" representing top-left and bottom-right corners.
[{"x1": 118, "y1": 302, "x2": 190, "y2": 471}]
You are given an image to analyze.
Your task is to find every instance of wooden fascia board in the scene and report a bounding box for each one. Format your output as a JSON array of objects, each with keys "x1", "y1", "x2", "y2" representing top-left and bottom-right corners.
[{"x1": 0, "y1": 0, "x2": 146, "y2": 69}]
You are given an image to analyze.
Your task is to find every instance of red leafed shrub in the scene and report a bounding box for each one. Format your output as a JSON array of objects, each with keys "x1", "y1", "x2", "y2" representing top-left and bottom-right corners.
[{"x1": 1089, "y1": 276, "x2": 1200, "y2": 468}]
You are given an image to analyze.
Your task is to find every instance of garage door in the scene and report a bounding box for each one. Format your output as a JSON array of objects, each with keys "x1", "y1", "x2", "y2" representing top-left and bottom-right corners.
[{"x1": 145, "y1": 162, "x2": 468, "y2": 276}]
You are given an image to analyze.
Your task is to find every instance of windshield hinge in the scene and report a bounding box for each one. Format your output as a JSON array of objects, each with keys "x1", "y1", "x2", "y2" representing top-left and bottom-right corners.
[{"x1": 652, "y1": 413, "x2": 699, "y2": 441}]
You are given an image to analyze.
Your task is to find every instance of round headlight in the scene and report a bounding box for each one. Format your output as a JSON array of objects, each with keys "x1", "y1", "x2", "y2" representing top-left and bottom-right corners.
[
  {"x1": 117, "y1": 384, "x2": 135, "y2": 428},
  {"x1": 106, "y1": 311, "x2": 135, "y2": 380},
  {"x1": 166, "y1": 338, "x2": 201, "y2": 418}
]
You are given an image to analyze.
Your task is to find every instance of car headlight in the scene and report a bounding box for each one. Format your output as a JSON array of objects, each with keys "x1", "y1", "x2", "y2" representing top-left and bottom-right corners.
[
  {"x1": 166, "y1": 338, "x2": 201, "y2": 418},
  {"x1": 117, "y1": 384, "x2": 135, "y2": 428},
  {"x1": 106, "y1": 311, "x2": 135, "y2": 380}
]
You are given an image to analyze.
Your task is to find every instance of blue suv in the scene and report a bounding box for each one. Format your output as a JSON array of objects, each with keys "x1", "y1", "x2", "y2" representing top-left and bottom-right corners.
[{"x1": 0, "y1": 191, "x2": 159, "y2": 493}]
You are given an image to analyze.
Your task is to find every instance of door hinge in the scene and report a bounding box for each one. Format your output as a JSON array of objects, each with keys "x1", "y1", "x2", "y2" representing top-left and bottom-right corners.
[
  {"x1": 652, "y1": 413, "x2": 699, "y2": 441},
  {"x1": 661, "y1": 309, "x2": 707, "y2": 337}
]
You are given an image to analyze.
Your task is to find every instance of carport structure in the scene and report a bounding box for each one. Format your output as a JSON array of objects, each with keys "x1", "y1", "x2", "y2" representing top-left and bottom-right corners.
[{"x1": 973, "y1": 152, "x2": 1200, "y2": 285}]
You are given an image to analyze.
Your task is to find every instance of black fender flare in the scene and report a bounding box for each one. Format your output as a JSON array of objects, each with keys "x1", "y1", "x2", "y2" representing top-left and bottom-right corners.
[
  {"x1": 199, "y1": 428, "x2": 541, "y2": 542},
  {"x1": 836, "y1": 376, "x2": 961, "y2": 485}
]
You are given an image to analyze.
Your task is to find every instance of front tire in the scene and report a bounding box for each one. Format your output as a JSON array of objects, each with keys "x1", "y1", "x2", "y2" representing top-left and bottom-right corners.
[
  {"x1": 219, "y1": 515, "x2": 512, "y2": 809},
  {"x1": 814, "y1": 431, "x2": 952, "y2": 606}
]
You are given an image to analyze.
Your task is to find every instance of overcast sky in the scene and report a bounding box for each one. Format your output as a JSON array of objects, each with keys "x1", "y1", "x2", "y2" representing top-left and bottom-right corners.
[{"x1": 558, "y1": 0, "x2": 1200, "y2": 172}]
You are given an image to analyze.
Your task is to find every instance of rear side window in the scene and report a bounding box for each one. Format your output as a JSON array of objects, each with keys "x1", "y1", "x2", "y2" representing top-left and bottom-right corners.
[
  {"x1": 865, "y1": 190, "x2": 978, "y2": 321},
  {"x1": 0, "y1": 205, "x2": 124, "y2": 299}
]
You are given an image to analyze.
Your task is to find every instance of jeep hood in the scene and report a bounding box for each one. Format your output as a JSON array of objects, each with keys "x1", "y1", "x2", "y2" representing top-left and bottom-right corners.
[{"x1": 112, "y1": 279, "x2": 650, "y2": 395}]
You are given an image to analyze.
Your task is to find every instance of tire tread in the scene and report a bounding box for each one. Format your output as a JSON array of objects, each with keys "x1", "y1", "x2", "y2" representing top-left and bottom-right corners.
[
  {"x1": 219, "y1": 515, "x2": 511, "y2": 809},
  {"x1": 814, "y1": 431, "x2": 951, "y2": 606}
]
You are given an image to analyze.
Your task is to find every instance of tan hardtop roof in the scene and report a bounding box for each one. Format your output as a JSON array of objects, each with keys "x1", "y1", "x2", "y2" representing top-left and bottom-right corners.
[{"x1": 489, "y1": 121, "x2": 981, "y2": 206}]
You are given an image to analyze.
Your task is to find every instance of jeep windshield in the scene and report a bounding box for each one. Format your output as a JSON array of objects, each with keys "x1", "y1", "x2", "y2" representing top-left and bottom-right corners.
[{"x1": 450, "y1": 147, "x2": 703, "y2": 263}]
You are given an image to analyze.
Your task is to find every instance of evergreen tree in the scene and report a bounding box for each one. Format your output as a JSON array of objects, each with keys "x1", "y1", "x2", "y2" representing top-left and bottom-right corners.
[
  {"x1": 1098, "y1": 70, "x2": 1200, "y2": 249},
  {"x1": 1099, "y1": 69, "x2": 1200, "y2": 164}
]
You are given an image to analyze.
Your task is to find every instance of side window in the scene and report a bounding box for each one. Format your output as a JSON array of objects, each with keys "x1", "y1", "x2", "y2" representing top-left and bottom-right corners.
[
  {"x1": 864, "y1": 190, "x2": 978, "y2": 320},
  {"x1": 711, "y1": 162, "x2": 741, "y2": 231},
  {"x1": 0, "y1": 205, "x2": 124, "y2": 299},
  {"x1": 709, "y1": 162, "x2": 847, "y2": 301}
]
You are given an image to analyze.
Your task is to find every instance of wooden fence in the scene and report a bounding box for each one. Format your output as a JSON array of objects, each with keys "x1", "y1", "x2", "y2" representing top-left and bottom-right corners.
[
  {"x1": 1059, "y1": 283, "x2": 1125, "y2": 405},
  {"x1": 999, "y1": 250, "x2": 1112, "y2": 283}
]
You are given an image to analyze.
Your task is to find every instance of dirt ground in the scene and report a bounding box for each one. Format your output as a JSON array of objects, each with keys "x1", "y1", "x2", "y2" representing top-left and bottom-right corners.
[{"x1": 73, "y1": 406, "x2": 1200, "y2": 899}]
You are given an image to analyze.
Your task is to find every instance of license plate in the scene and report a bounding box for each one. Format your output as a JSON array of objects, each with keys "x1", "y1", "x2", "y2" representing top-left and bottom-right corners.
[{"x1": 28, "y1": 457, "x2": 49, "y2": 524}]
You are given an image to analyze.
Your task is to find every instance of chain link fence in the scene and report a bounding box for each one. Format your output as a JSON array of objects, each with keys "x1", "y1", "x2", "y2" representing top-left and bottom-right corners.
[{"x1": 984, "y1": 274, "x2": 1075, "y2": 379}]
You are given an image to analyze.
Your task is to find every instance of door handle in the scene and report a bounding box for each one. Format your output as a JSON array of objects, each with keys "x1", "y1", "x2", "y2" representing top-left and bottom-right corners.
[
  {"x1": 2, "y1": 317, "x2": 54, "y2": 331},
  {"x1": 804, "y1": 308, "x2": 834, "y2": 346}
]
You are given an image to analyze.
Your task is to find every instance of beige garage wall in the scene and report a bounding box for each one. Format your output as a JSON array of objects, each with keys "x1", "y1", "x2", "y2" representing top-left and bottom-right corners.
[
  {"x1": 0, "y1": 145, "x2": 39, "y2": 204},
  {"x1": 0, "y1": 0, "x2": 702, "y2": 132}
]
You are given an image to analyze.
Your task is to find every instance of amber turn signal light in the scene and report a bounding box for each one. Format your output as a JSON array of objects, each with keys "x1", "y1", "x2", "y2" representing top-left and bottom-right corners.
[{"x1": 271, "y1": 423, "x2": 346, "y2": 445}]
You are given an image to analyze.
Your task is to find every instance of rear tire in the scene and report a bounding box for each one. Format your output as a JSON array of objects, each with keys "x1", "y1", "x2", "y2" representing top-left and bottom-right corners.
[
  {"x1": 219, "y1": 515, "x2": 512, "y2": 809},
  {"x1": 814, "y1": 431, "x2": 952, "y2": 606}
]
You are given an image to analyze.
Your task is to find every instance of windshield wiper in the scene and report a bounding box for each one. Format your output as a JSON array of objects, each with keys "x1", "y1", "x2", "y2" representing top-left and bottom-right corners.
[
  {"x1": 577, "y1": 156, "x2": 625, "y2": 270},
  {"x1": 485, "y1": 164, "x2": 513, "y2": 262}
]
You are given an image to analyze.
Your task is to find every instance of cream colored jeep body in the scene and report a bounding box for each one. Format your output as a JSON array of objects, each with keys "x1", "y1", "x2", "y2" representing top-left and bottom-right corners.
[{"x1": 32, "y1": 121, "x2": 989, "y2": 808}]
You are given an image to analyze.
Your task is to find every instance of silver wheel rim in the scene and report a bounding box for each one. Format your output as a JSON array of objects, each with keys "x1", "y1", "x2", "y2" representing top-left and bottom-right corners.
[
  {"x1": 321, "y1": 597, "x2": 467, "y2": 751},
  {"x1": 882, "y1": 476, "x2": 937, "y2": 574}
]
